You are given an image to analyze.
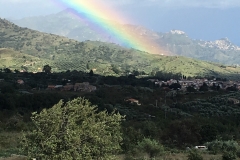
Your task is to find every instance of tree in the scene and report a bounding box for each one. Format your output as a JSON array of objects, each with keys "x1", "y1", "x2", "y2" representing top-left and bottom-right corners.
[
  {"x1": 111, "y1": 65, "x2": 120, "y2": 75},
  {"x1": 226, "y1": 85, "x2": 238, "y2": 91},
  {"x1": 200, "y1": 124, "x2": 218, "y2": 143},
  {"x1": 187, "y1": 86, "x2": 196, "y2": 92},
  {"x1": 14, "y1": 69, "x2": 20, "y2": 73},
  {"x1": 86, "y1": 63, "x2": 90, "y2": 70},
  {"x1": 132, "y1": 70, "x2": 140, "y2": 76},
  {"x1": 187, "y1": 150, "x2": 203, "y2": 160},
  {"x1": 135, "y1": 138, "x2": 164, "y2": 158},
  {"x1": 169, "y1": 83, "x2": 181, "y2": 90},
  {"x1": 3, "y1": 68, "x2": 12, "y2": 73},
  {"x1": 42, "y1": 65, "x2": 52, "y2": 74},
  {"x1": 89, "y1": 69, "x2": 94, "y2": 76},
  {"x1": 211, "y1": 83, "x2": 217, "y2": 91},
  {"x1": 199, "y1": 82, "x2": 208, "y2": 91},
  {"x1": 0, "y1": 83, "x2": 15, "y2": 94},
  {"x1": 163, "y1": 119, "x2": 201, "y2": 148},
  {"x1": 127, "y1": 138, "x2": 164, "y2": 159},
  {"x1": 21, "y1": 98, "x2": 124, "y2": 159},
  {"x1": 222, "y1": 151, "x2": 237, "y2": 160}
]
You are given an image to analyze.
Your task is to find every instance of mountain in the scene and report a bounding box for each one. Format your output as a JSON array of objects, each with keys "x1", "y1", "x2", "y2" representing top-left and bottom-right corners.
[
  {"x1": 13, "y1": 10, "x2": 240, "y2": 65},
  {"x1": 12, "y1": 9, "x2": 166, "y2": 55},
  {"x1": 1, "y1": 18, "x2": 240, "y2": 79},
  {"x1": 156, "y1": 31, "x2": 240, "y2": 64}
]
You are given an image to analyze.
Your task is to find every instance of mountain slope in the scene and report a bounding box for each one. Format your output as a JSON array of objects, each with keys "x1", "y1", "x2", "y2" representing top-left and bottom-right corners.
[
  {"x1": 0, "y1": 48, "x2": 51, "y2": 72},
  {"x1": 13, "y1": 10, "x2": 240, "y2": 65},
  {"x1": 156, "y1": 31, "x2": 240, "y2": 64},
  {"x1": 1, "y1": 18, "x2": 240, "y2": 79}
]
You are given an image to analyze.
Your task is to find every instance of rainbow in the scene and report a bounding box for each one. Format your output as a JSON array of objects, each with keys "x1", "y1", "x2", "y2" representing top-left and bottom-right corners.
[{"x1": 53, "y1": 0, "x2": 164, "y2": 55}]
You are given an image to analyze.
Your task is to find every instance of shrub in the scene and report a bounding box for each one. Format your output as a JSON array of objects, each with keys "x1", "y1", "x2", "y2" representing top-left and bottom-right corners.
[
  {"x1": 21, "y1": 98, "x2": 124, "y2": 160},
  {"x1": 136, "y1": 138, "x2": 164, "y2": 158},
  {"x1": 187, "y1": 150, "x2": 203, "y2": 160},
  {"x1": 222, "y1": 151, "x2": 237, "y2": 160},
  {"x1": 205, "y1": 140, "x2": 240, "y2": 155}
]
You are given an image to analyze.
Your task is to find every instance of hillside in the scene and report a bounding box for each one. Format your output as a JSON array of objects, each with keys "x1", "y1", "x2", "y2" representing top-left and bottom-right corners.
[
  {"x1": 0, "y1": 48, "x2": 52, "y2": 72},
  {"x1": 1, "y1": 18, "x2": 240, "y2": 78},
  {"x1": 157, "y1": 31, "x2": 240, "y2": 65},
  {"x1": 13, "y1": 10, "x2": 240, "y2": 65}
]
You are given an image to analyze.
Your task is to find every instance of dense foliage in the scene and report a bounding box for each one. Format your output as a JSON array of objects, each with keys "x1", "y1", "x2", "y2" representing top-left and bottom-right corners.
[
  {"x1": 187, "y1": 150, "x2": 203, "y2": 160},
  {"x1": 0, "y1": 71, "x2": 240, "y2": 158},
  {"x1": 21, "y1": 98, "x2": 124, "y2": 159}
]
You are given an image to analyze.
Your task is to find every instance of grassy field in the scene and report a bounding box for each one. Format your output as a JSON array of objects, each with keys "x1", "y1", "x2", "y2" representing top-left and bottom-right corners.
[
  {"x1": 0, "y1": 132, "x2": 22, "y2": 159},
  {"x1": 0, "y1": 131, "x2": 231, "y2": 160},
  {"x1": 120, "y1": 153, "x2": 223, "y2": 160},
  {"x1": 0, "y1": 153, "x2": 225, "y2": 160}
]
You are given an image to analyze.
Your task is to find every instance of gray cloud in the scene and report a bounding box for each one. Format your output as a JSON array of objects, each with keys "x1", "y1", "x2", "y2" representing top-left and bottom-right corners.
[
  {"x1": 102, "y1": 0, "x2": 240, "y2": 8},
  {"x1": 0, "y1": 0, "x2": 54, "y2": 6},
  {"x1": 163, "y1": 0, "x2": 240, "y2": 8},
  {"x1": 1, "y1": 0, "x2": 240, "y2": 8},
  {"x1": 0, "y1": 0, "x2": 59, "y2": 19},
  {"x1": 0, "y1": 0, "x2": 240, "y2": 19}
]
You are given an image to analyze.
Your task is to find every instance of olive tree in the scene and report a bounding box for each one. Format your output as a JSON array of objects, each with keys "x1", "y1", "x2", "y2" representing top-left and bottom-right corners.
[
  {"x1": 127, "y1": 138, "x2": 164, "y2": 158},
  {"x1": 21, "y1": 98, "x2": 124, "y2": 160},
  {"x1": 136, "y1": 138, "x2": 164, "y2": 158},
  {"x1": 42, "y1": 64, "x2": 51, "y2": 74}
]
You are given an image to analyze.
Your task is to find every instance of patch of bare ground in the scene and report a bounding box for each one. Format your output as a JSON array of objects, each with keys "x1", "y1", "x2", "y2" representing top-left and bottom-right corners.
[
  {"x1": 0, "y1": 155, "x2": 26, "y2": 160},
  {"x1": 118, "y1": 153, "x2": 224, "y2": 160}
]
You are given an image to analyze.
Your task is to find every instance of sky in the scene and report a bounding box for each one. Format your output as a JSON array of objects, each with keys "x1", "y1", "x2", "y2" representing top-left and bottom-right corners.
[{"x1": 0, "y1": 0, "x2": 239, "y2": 45}]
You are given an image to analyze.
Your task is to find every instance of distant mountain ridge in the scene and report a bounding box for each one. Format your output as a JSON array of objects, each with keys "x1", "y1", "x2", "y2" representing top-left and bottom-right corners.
[
  {"x1": 12, "y1": 9, "x2": 240, "y2": 65},
  {"x1": 1, "y1": 18, "x2": 240, "y2": 79},
  {"x1": 198, "y1": 37, "x2": 240, "y2": 51}
]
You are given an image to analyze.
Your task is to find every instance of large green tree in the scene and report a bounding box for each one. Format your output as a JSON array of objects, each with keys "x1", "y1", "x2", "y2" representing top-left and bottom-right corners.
[
  {"x1": 42, "y1": 64, "x2": 52, "y2": 74},
  {"x1": 21, "y1": 98, "x2": 124, "y2": 160}
]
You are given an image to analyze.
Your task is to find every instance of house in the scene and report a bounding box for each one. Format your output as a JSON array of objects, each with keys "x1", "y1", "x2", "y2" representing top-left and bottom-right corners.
[
  {"x1": 74, "y1": 82, "x2": 96, "y2": 92},
  {"x1": 228, "y1": 98, "x2": 240, "y2": 105},
  {"x1": 162, "y1": 87, "x2": 171, "y2": 91},
  {"x1": 125, "y1": 98, "x2": 141, "y2": 106},
  {"x1": 88, "y1": 85, "x2": 97, "y2": 92},
  {"x1": 74, "y1": 82, "x2": 88, "y2": 91},
  {"x1": 55, "y1": 85, "x2": 63, "y2": 89},
  {"x1": 17, "y1": 79, "x2": 24, "y2": 85},
  {"x1": 63, "y1": 85, "x2": 74, "y2": 91},
  {"x1": 147, "y1": 79, "x2": 159, "y2": 83},
  {"x1": 47, "y1": 85, "x2": 55, "y2": 90}
]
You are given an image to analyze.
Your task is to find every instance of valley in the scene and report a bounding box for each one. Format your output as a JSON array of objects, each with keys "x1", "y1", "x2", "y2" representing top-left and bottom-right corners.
[{"x1": 1, "y1": 7, "x2": 240, "y2": 160}]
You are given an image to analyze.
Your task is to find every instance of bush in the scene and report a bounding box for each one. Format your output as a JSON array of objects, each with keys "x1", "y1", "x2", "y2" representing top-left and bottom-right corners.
[
  {"x1": 205, "y1": 140, "x2": 240, "y2": 155},
  {"x1": 21, "y1": 98, "x2": 124, "y2": 160},
  {"x1": 136, "y1": 138, "x2": 164, "y2": 158},
  {"x1": 187, "y1": 150, "x2": 203, "y2": 160},
  {"x1": 222, "y1": 151, "x2": 237, "y2": 160}
]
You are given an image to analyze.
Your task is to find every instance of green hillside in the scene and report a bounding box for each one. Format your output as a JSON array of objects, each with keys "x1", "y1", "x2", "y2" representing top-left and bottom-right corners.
[
  {"x1": 1, "y1": 18, "x2": 240, "y2": 79},
  {"x1": 13, "y1": 10, "x2": 240, "y2": 65},
  {"x1": 0, "y1": 48, "x2": 52, "y2": 72},
  {"x1": 157, "y1": 31, "x2": 240, "y2": 64}
]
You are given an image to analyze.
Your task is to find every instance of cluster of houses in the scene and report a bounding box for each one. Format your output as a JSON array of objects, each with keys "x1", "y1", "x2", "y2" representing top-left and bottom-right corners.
[
  {"x1": 47, "y1": 82, "x2": 97, "y2": 93},
  {"x1": 148, "y1": 78, "x2": 240, "y2": 91}
]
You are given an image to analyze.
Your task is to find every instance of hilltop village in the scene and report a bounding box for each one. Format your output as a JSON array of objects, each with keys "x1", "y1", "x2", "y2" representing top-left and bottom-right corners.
[
  {"x1": 0, "y1": 69, "x2": 238, "y2": 94},
  {"x1": 1, "y1": 68, "x2": 240, "y2": 110}
]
